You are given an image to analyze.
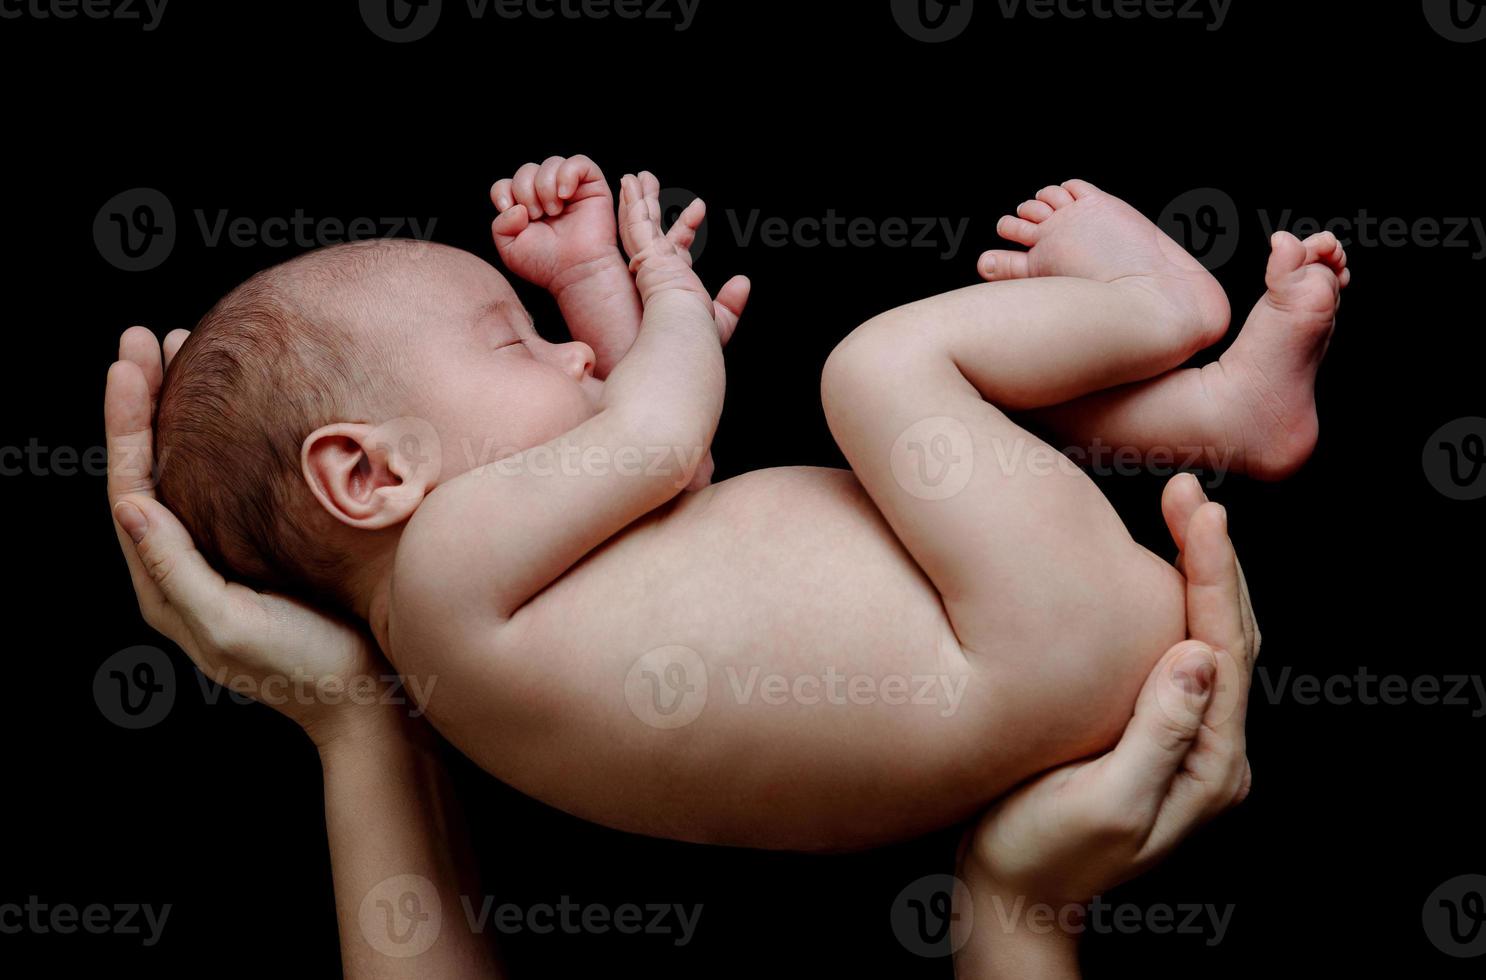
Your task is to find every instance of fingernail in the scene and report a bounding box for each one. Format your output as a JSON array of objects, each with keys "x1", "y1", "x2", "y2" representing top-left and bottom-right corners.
[
  {"x1": 114, "y1": 500, "x2": 147, "y2": 544},
  {"x1": 1175, "y1": 660, "x2": 1214, "y2": 696}
]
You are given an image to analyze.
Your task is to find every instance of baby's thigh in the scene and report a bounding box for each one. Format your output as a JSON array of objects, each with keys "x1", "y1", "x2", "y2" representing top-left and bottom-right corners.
[{"x1": 957, "y1": 543, "x2": 1187, "y2": 783}]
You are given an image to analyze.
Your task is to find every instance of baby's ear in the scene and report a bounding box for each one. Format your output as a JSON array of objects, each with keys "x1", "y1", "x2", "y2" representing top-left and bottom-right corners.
[{"x1": 301, "y1": 418, "x2": 443, "y2": 530}]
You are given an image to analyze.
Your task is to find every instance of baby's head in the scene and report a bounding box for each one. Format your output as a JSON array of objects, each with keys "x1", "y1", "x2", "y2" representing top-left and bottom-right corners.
[{"x1": 155, "y1": 239, "x2": 599, "y2": 617}]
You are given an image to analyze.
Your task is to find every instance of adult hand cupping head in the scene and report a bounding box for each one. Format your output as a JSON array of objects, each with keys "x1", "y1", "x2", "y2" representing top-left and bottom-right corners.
[{"x1": 106, "y1": 326, "x2": 388, "y2": 747}]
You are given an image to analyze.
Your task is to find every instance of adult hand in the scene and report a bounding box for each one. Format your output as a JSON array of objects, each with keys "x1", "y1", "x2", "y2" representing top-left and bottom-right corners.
[
  {"x1": 955, "y1": 474, "x2": 1260, "y2": 977},
  {"x1": 106, "y1": 326, "x2": 387, "y2": 746}
]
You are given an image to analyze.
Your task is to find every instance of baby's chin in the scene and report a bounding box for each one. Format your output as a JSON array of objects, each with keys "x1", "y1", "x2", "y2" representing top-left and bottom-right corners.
[{"x1": 579, "y1": 374, "x2": 604, "y2": 404}]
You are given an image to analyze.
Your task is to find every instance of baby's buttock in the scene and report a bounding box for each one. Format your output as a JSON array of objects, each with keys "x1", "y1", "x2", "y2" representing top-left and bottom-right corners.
[{"x1": 452, "y1": 467, "x2": 1137, "y2": 850}]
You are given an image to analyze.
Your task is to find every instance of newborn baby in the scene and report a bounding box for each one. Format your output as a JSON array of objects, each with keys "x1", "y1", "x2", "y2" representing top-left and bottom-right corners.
[{"x1": 155, "y1": 160, "x2": 1347, "y2": 850}]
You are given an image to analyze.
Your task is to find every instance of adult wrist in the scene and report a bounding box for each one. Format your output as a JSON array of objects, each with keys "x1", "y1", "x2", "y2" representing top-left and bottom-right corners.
[
  {"x1": 311, "y1": 701, "x2": 429, "y2": 763},
  {"x1": 956, "y1": 857, "x2": 1084, "y2": 977}
]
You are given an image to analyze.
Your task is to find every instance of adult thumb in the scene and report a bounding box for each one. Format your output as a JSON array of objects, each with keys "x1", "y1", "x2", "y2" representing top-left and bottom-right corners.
[{"x1": 1096, "y1": 640, "x2": 1217, "y2": 817}]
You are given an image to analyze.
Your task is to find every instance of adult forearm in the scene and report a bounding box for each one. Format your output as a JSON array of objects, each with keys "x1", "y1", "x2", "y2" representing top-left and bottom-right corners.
[
  {"x1": 317, "y1": 710, "x2": 500, "y2": 979},
  {"x1": 955, "y1": 863, "x2": 1081, "y2": 980}
]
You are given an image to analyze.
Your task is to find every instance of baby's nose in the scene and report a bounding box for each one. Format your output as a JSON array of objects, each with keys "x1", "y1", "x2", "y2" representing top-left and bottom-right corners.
[{"x1": 557, "y1": 341, "x2": 596, "y2": 380}]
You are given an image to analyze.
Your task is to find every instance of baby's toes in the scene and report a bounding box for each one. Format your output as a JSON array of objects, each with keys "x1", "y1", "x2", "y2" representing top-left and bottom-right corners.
[
  {"x1": 1301, "y1": 231, "x2": 1346, "y2": 269},
  {"x1": 1035, "y1": 184, "x2": 1076, "y2": 210},
  {"x1": 978, "y1": 249, "x2": 1033, "y2": 282},
  {"x1": 1017, "y1": 199, "x2": 1055, "y2": 223},
  {"x1": 1060, "y1": 178, "x2": 1102, "y2": 200},
  {"x1": 997, "y1": 214, "x2": 1042, "y2": 247}
]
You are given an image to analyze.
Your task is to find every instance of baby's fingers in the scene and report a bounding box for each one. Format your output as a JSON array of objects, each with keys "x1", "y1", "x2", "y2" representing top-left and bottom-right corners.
[
  {"x1": 556, "y1": 154, "x2": 605, "y2": 201},
  {"x1": 491, "y1": 202, "x2": 531, "y2": 251},
  {"x1": 490, "y1": 177, "x2": 516, "y2": 214},
  {"x1": 509, "y1": 162, "x2": 545, "y2": 220},
  {"x1": 666, "y1": 197, "x2": 706, "y2": 260},
  {"x1": 535, "y1": 156, "x2": 568, "y2": 216},
  {"x1": 618, "y1": 174, "x2": 663, "y2": 258},
  {"x1": 713, "y1": 274, "x2": 750, "y2": 346}
]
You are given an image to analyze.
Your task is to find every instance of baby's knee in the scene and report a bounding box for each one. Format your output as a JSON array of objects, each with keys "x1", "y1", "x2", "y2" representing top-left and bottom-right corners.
[{"x1": 821, "y1": 313, "x2": 947, "y2": 426}]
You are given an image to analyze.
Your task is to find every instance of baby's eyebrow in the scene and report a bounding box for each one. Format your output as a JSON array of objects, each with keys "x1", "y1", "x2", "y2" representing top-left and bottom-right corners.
[{"x1": 475, "y1": 298, "x2": 534, "y2": 330}]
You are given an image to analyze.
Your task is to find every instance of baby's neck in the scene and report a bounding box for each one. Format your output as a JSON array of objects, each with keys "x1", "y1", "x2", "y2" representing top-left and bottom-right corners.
[{"x1": 350, "y1": 549, "x2": 397, "y2": 656}]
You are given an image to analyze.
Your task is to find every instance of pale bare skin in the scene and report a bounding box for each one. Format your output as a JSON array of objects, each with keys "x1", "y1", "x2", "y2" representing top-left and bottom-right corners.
[
  {"x1": 312, "y1": 171, "x2": 1345, "y2": 850},
  {"x1": 106, "y1": 338, "x2": 1259, "y2": 975}
]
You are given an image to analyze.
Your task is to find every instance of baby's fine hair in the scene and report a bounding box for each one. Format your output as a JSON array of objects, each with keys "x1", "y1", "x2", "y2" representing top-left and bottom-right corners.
[{"x1": 154, "y1": 238, "x2": 428, "y2": 615}]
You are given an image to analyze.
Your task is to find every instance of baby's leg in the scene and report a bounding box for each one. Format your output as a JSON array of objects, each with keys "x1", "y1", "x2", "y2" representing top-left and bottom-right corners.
[
  {"x1": 821, "y1": 240, "x2": 1219, "y2": 771},
  {"x1": 1033, "y1": 232, "x2": 1349, "y2": 481},
  {"x1": 981, "y1": 181, "x2": 1350, "y2": 481}
]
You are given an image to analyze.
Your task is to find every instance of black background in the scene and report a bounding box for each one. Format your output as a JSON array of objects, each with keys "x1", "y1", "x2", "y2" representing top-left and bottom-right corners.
[{"x1": 4, "y1": 0, "x2": 1483, "y2": 975}]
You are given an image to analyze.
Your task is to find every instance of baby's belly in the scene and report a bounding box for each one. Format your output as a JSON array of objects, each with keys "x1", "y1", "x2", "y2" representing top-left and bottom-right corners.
[{"x1": 427, "y1": 467, "x2": 1013, "y2": 850}]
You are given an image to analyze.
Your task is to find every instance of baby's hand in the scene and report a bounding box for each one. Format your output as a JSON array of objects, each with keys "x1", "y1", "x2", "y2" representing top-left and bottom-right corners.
[
  {"x1": 491, "y1": 154, "x2": 620, "y2": 291},
  {"x1": 619, "y1": 171, "x2": 749, "y2": 343}
]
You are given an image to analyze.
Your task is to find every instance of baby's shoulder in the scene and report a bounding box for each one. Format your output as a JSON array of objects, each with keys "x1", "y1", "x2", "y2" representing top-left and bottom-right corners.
[{"x1": 385, "y1": 510, "x2": 497, "y2": 655}]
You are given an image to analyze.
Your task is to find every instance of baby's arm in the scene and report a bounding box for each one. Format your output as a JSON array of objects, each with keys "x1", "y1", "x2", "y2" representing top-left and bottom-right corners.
[{"x1": 405, "y1": 173, "x2": 745, "y2": 622}]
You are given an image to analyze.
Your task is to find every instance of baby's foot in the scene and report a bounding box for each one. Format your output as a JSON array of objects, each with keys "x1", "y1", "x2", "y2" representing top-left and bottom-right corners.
[
  {"x1": 1204, "y1": 231, "x2": 1351, "y2": 480},
  {"x1": 980, "y1": 179, "x2": 1231, "y2": 346}
]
